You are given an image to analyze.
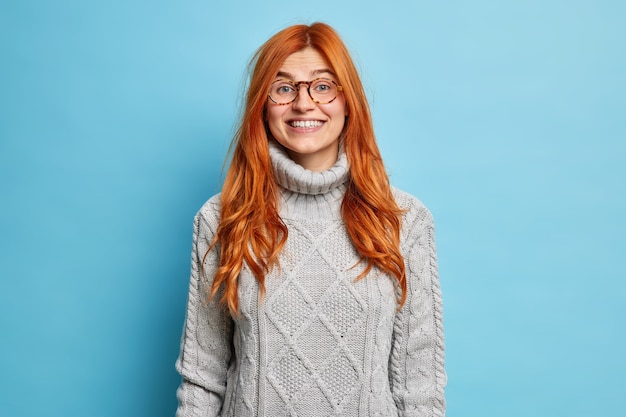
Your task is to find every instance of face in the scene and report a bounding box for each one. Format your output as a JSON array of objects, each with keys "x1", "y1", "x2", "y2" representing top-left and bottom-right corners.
[{"x1": 266, "y1": 47, "x2": 347, "y2": 172}]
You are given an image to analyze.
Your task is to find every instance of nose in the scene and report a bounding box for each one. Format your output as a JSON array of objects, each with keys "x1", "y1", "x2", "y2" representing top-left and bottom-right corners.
[{"x1": 292, "y1": 84, "x2": 316, "y2": 112}]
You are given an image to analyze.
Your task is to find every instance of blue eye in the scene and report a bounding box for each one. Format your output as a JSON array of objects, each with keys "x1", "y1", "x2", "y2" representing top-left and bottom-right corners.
[
  {"x1": 273, "y1": 83, "x2": 296, "y2": 96},
  {"x1": 312, "y1": 80, "x2": 334, "y2": 95}
]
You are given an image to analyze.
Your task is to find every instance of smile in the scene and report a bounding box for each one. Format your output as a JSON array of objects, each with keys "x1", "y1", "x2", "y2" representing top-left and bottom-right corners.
[{"x1": 289, "y1": 120, "x2": 323, "y2": 128}]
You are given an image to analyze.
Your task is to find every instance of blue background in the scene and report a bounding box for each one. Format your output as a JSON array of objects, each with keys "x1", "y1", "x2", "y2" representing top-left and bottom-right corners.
[{"x1": 1, "y1": 1, "x2": 624, "y2": 416}]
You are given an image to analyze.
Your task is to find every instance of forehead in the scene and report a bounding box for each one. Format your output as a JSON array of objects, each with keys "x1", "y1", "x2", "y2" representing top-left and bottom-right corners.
[{"x1": 277, "y1": 47, "x2": 334, "y2": 79}]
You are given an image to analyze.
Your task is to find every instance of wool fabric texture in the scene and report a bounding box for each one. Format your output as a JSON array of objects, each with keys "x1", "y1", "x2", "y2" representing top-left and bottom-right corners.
[{"x1": 175, "y1": 141, "x2": 446, "y2": 417}]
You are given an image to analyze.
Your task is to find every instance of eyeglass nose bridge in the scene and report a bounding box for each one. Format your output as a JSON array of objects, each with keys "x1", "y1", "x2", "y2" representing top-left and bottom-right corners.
[{"x1": 292, "y1": 80, "x2": 316, "y2": 103}]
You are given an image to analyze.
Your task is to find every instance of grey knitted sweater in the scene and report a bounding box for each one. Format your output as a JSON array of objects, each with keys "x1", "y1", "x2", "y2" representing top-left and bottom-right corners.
[{"x1": 175, "y1": 142, "x2": 446, "y2": 417}]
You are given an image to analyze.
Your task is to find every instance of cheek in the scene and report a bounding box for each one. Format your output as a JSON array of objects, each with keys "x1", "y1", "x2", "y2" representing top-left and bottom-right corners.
[
  {"x1": 267, "y1": 105, "x2": 286, "y2": 122},
  {"x1": 332, "y1": 102, "x2": 347, "y2": 129},
  {"x1": 334, "y1": 97, "x2": 348, "y2": 119},
  {"x1": 266, "y1": 107, "x2": 284, "y2": 135}
]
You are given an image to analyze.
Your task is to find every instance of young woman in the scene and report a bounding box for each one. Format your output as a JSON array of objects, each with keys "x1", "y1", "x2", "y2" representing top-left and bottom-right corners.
[{"x1": 175, "y1": 22, "x2": 446, "y2": 417}]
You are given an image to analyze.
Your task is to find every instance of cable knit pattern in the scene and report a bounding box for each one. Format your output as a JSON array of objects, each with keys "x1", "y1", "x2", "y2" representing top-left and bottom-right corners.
[{"x1": 176, "y1": 142, "x2": 446, "y2": 416}]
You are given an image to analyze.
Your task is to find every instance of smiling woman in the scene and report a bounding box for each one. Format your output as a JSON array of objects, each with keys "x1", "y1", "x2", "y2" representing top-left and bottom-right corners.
[{"x1": 175, "y1": 22, "x2": 446, "y2": 417}]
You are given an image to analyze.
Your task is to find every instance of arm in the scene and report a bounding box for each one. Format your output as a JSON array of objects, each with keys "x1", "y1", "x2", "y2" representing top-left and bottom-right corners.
[
  {"x1": 389, "y1": 207, "x2": 446, "y2": 417},
  {"x1": 175, "y1": 202, "x2": 234, "y2": 417}
]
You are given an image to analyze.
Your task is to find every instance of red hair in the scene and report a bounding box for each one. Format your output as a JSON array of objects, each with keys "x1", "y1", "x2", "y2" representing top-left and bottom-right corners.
[{"x1": 206, "y1": 22, "x2": 406, "y2": 315}]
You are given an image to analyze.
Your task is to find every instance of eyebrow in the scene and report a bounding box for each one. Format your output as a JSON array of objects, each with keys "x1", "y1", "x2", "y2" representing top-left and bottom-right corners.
[{"x1": 275, "y1": 69, "x2": 336, "y2": 80}]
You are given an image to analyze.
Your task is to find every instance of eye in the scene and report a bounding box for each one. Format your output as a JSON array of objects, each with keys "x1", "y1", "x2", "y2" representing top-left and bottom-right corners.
[
  {"x1": 312, "y1": 79, "x2": 334, "y2": 93},
  {"x1": 278, "y1": 85, "x2": 295, "y2": 94},
  {"x1": 273, "y1": 82, "x2": 296, "y2": 96}
]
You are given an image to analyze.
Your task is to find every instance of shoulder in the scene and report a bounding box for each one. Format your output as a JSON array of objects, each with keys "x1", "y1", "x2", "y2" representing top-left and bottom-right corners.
[
  {"x1": 391, "y1": 186, "x2": 435, "y2": 242},
  {"x1": 194, "y1": 193, "x2": 222, "y2": 237},
  {"x1": 197, "y1": 193, "x2": 222, "y2": 218},
  {"x1": 392, "y1": 186, "x2": 434, "y2": 223}
]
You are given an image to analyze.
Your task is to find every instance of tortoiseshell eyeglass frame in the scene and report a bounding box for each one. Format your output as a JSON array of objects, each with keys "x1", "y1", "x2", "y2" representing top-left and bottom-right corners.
[{"x1": 268, "y1": 78, "x2": 344, "y2": 105}]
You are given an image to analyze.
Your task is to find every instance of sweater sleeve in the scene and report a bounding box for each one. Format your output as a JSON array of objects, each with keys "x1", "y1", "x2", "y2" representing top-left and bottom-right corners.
[
  {"x1": 175, "y1": 203, "x2": 234, "y2": 417},
  {"x1": 389, "y1": 206, "x2": 446, "y2": 417}
]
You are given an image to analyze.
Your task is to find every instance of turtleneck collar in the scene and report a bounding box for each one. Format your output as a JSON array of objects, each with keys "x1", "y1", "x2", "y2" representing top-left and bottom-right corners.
[{"x1": 269, "y1": 140, "x2": 350, "y2": 195}]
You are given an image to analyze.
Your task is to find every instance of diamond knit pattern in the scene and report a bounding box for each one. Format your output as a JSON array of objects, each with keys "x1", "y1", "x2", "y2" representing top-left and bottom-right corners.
[
  {"x1": 268, "y1": 349, "x2": 311, "y2": 402},
  {"x1": 320, "y1": 354, "x2": 359, "y2": 406},
  {"x1": 264, "y1": 219, "x2": 368, "y2": 415},
  {"x1": 270, "y1": 281, "x2": 313, "y2": 337},
  {"x1": 320, "y1": 282, "x2": 364, "y2": 337}
]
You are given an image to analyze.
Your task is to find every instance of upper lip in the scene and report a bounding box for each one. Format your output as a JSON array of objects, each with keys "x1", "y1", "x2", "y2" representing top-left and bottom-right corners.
[{"x1": 287, "y1": 118, "x2": 324, "y2": 122}]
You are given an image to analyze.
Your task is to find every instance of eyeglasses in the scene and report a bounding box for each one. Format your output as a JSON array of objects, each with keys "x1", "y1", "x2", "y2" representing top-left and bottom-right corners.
[{"x1": 268, "y1": 78, "x2": 343, "y2": 105}]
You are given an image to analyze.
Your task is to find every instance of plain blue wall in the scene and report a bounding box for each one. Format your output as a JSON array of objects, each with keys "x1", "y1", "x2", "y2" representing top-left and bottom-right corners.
[{"x1": 1, "y1": 1, "x2": 624, "y2": 416}]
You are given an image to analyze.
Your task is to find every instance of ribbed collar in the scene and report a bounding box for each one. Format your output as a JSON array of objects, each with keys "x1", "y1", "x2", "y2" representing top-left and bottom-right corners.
[{"x1": 269, "y1": 140, "x2": 349, "y2": 195}]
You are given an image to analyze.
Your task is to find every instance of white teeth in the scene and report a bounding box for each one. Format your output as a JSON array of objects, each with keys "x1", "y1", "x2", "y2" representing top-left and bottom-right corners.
[{"x1": 290, "y1": 120, "x2": 323, "y2": 128}]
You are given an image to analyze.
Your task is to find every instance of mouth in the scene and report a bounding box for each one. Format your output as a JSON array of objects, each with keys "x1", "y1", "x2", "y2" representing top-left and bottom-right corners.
[{"x1": 288, "y1": 120, "x2": 324, "y2": 128}]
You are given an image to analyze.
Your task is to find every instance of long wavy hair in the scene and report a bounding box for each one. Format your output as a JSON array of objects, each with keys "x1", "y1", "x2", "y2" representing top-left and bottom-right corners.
[{"x1": 206, "y1": 22, "x2": 406, "y2": 315}]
